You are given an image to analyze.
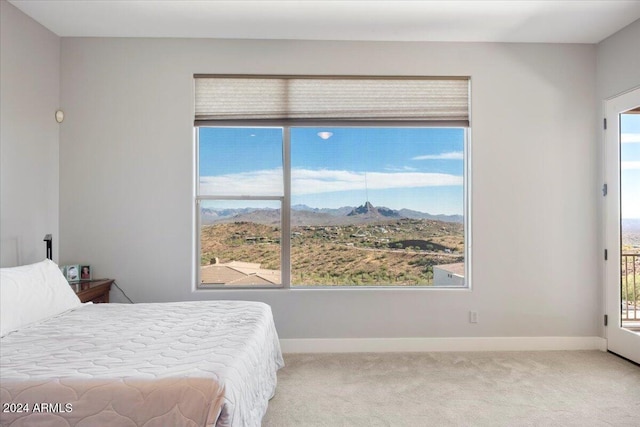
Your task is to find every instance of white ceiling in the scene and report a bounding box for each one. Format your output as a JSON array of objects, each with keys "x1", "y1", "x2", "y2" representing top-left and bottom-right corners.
[{"x1": 8, "y1": 0, "x2": 640, "y2": 43}]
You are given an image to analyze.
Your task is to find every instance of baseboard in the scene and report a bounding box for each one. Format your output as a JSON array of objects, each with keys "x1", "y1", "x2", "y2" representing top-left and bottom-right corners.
[{"x1": 280, "y1": 336, "x2": 607, "y2": 353}]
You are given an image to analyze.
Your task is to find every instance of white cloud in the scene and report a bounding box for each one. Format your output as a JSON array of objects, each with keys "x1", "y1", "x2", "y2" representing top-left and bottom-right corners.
[
  {"x1": 200, "y1": 168, "x2": 462, "y2": 196},
  {"x1": 292, "y1": 169, "x2": 462, "y2": 195},
  {"x1": 622, "y1": 161, "x2": 640, "y2": 170},
  {"x1": 200, "y1": 169, "x2": 284, "y2": 195},
  {"x1": 621, "y1": 133, "x2": 640, "y2": 144},
  {"x1": 412, "y1": 151, "x2": 463, "y2": 160},
  {"x1": 384, "y1": 165, "x2": 417, "y2": 172}
]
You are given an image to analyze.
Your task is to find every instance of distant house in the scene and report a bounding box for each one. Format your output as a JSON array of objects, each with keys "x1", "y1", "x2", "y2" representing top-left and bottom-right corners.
[
  {"x1": 201, "y1": 261, "x2": 280, "y2": 286},
  {"x1": 433, "y1": 262, "x2": 465, "y2": 287}
]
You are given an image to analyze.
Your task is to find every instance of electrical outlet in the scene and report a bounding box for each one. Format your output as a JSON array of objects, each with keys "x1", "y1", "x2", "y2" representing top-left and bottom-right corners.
[{"x1": 469, "y1": 311, "x2": 478, "y2": 323}]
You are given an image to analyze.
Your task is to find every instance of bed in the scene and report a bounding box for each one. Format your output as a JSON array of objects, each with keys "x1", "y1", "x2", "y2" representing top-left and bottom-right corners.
[{"x1": 0, "y1": 260, "x2": 284, "y2": 427}]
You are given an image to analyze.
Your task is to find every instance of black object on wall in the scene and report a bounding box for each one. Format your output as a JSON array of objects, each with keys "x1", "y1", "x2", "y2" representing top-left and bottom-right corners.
[{"x1": 43, "y1": 234, "x2": 52, "y2": 260}]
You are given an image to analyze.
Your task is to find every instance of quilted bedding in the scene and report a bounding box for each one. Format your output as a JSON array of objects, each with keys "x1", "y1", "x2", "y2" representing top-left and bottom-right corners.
[{"x1": 0, "y1": 300, "x2": 284, "y2": 427}]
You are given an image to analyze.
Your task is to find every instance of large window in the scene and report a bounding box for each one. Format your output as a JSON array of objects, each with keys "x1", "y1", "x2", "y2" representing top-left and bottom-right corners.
[{"x1": 195, "y1": 76, "x2": 470, "y2": 288}]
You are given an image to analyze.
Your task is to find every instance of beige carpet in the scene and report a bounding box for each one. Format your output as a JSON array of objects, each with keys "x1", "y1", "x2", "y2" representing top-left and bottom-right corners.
[{"x1": 263, "y1": 351, "x2": 640, "y2": 426}]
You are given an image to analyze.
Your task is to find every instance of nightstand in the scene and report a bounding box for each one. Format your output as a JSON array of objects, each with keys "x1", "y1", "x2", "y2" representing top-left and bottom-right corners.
[{"x1": 71, "y1": 279, "x2": 114, "y2": 303}]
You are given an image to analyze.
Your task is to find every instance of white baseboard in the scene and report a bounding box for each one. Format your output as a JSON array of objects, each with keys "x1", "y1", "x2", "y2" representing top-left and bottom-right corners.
[{"x1": 280, "y1": 336, "x2": 607, "y2": 353}]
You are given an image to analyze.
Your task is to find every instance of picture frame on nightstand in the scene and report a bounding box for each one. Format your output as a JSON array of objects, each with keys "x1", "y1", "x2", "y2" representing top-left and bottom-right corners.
[
  {"x1": 66, "y1": 264, "x2": 80, "y2": 282},
  {"x1": 80, "y1": 265, "x2": 92, "y2": 280}
]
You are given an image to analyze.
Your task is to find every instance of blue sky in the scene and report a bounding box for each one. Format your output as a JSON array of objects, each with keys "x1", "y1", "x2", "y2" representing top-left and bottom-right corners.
[
  {"x1": 621, "y1": 113, "x2": 640, "y2": 219},
  {"x1": 199, "y1": 127, "x2": 465, "y2": 215}
]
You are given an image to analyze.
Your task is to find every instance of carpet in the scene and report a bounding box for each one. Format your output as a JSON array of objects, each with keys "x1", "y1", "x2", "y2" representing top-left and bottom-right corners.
[{"x1": 263, "y1": 351, "x2": 640, "y2": 426}]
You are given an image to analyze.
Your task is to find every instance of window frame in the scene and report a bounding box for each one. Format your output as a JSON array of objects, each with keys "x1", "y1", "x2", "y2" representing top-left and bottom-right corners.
[{"x1": 195, "y1": 123, "x2": 471, "y2": 290}]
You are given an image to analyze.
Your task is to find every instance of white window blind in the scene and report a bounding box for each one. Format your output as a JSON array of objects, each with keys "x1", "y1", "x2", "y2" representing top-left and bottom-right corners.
[{"x1": 194, "y1": 75, "x2": 469, "y2": 126}]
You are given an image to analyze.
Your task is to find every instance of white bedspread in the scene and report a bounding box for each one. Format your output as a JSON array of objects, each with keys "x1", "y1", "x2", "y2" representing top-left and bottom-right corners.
[{"x1": 0, "y1": 300, "x2": 284, "y2": 427}]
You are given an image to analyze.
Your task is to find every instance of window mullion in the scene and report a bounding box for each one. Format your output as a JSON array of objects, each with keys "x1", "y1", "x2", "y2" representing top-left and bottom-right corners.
[
  {"x1": 282, "y1": 127, "x2": 291, "y2": 289},
  {"x1": 194, "y1": 129, "x2": 201, "y2": 288}
]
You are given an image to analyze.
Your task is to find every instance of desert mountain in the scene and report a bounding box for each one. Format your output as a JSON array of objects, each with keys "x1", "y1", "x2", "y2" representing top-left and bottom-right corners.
[
  {"x1": 347, "y1": 201, "x2": 400, "y2": 219},
  {"x1": 203, "y1": 201, "x2": 462, "y2": 226}
]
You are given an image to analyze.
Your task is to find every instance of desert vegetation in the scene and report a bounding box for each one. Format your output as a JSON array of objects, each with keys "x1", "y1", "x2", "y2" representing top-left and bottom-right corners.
[
  {"x1": 621, "y1": 251, "x2": 640, "y2": 308},
  {"x1": 201, "y1": 217, "x2": 464, "y2": 286},
  {"x1": 621, "y1": 219, "x2": 640, "y2": 307}
]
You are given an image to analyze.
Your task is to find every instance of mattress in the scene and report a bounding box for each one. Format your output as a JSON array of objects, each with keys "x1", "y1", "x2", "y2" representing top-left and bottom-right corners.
[{"x1": 0, "y1": 300, "x2": 284, "y2": 427}]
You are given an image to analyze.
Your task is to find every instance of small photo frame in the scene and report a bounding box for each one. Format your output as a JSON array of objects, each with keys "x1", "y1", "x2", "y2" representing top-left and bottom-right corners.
[
  {"x1": 66, "y1": 264, "x2": 80, "y2": 282},
  {"x1": 80, "y1": 265, "x2": 92, "y2": 280}
]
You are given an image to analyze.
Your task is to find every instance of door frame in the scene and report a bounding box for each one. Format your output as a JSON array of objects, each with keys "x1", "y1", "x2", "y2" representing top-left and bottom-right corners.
[{"x1": 604, "y1": 86, "x2": 640, "y2": 364}]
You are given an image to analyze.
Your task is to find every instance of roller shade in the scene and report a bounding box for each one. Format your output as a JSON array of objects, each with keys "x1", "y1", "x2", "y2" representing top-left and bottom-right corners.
[{"x1": 194, "y1": 75, "x2": 469, "y2": 126}]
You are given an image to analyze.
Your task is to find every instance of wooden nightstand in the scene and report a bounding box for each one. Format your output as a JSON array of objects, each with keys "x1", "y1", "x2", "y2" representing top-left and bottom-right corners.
[{"x1": 71, "y1": 279, "x2": 114, "y2": 303}]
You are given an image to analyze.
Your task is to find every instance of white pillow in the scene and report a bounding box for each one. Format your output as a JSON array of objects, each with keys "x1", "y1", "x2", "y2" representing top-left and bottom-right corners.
[{"x1": 0, "y1": 259, "x2": 81, "y2": 336}]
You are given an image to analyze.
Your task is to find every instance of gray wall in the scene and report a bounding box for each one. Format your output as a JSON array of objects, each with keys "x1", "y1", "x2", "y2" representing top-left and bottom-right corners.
[
  {"x1": 0, "y1": 0, "x2": 60, "y2": 266},
  {"x1": 597, "y1": 19, "x2": 640, "y2": 101},
  {"x1": 59, "y1": 38, "x2": 601, "y2": 339}
]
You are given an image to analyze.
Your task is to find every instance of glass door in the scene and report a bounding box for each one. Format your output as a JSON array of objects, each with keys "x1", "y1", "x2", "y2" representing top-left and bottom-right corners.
[{"x1": 605, "y1": 87, "x2": 640, "y2": 364}]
